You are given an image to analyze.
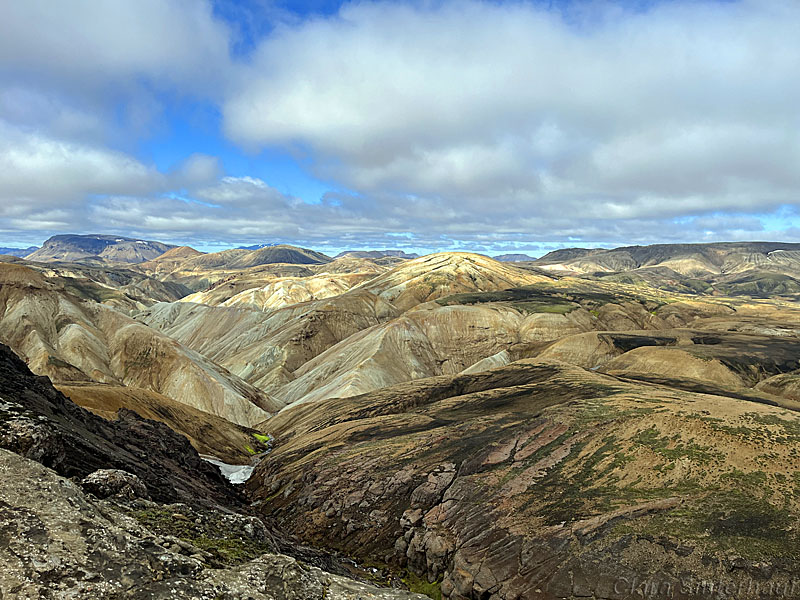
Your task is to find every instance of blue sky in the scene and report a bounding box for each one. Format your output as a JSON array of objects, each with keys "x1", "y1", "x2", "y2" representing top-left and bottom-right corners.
[{"x1": 1, "y1": 0, "x2": 798, "y2": 256}]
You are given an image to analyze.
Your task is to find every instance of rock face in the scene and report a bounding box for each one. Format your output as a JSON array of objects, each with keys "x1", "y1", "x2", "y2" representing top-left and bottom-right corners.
[
  {"x1": 27, "y1": 234, "x2": 175, "y2": 264},
  {"x1": 252, "y1": 359, "x2": 800, "y2": 599},
  {"x1": 0, "y1": 448, "x2": 428, "y2": 600},
  {"x1": 0, "y1": 342, "x2": 240, "y2": 507}
]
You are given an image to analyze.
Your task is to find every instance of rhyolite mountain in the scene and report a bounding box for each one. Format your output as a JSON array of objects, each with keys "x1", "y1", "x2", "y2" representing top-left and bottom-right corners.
[
  {"x1": 0, "y1": 262, "x2": 277, "y2": 426},
  {"x1": 27, "y1": 234, "x2": 176, "y2": 264},
  {"x1": 4, "y1": 235, "x2": 800, "y2": 598},
  {"x1": 534, "y1": 241, "x2": 800, "y2": 274}
]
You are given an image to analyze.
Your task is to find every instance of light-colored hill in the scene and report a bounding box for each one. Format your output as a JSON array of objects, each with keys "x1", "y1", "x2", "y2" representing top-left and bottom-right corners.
[
  {"x1": 272, "y1": 293, "x2": 687, "y2": 407},
  {"x1": 535, "y1": 242, "x2": 800, "y2": 281},
  {"x1": 140, "y1": 253, "x2": 553, "y2": 399},
  {"x1": 275, "y1": 304, "x2": 533, "y2": 405},
  {"x1": 175, "y1": 244, "x2": 331, "y2": 270},
  {"x1": 138, "y1": 247, "x2": 342, "y2": 293},
  {"x1": 57, "y1": 383, "x2": 266, "y2": 463},
  {"x1": 139, "y1": 290, "x2": 399, "y2": 392},
  {"x1": 0, "y1": 263, "x2": 276, "y2": 426},
  {"x1": 137, "y1": 245, "x2": 204, "y2": 275},
  {"x1": 354, "y1": 252, "x2": 551, "y2": 311},
  {"x1": 1, "y1": 255, "x2": 193, "y2": 311},
  {"x1": 181, "y1": 272, "x2": 377, "y2": 311},
  {"x1": 600, "y1": 345, "x2": 745, "y2": 388}
]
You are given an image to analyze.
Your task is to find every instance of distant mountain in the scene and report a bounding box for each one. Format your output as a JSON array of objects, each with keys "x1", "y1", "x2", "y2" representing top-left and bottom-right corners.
[
  {"x1": 534, "y1": 247, "x2": 603, "y2": 264},
  {"x1": 493, "y1": 253, "x2": 537, "y2": 262},
  {"x1": 533, "y1": 242, "x2": 800, "y2": 276},
  {"x1": 183, "y1": 244, "x2": 332, "y2": 269},
  {"x1": 335, "y1": 250, "x2": 419, "y2": 259},
  {"x1": 0, "y1": 246, "x2": 38, "y2": 257},
  {"x1": 26, "y1": 234, "x2": 175, "y2": 264}
]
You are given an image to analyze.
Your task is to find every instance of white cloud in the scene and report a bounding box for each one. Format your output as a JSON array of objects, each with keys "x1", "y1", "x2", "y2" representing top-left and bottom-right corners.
[
  {"x1": 224, "y1": 0, "x2": 800, "y2": 220},
  {"x1": 0, "y1": 121, "x2": 163, "y2": 208},
  {"x1": 2, "y1": 0, "x2": 800, "y2": 251},
  {"x1": 0, "y1": 0, "x2": 232, "y2": 95},
  {"x1": 170, "y1": 154, "x2": 224, "y2": 189}
]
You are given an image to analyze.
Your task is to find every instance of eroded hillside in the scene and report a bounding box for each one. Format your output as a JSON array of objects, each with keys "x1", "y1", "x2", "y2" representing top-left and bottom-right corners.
[{"x1": 4, "y1": 241, "x2": 800, "y2": 598}]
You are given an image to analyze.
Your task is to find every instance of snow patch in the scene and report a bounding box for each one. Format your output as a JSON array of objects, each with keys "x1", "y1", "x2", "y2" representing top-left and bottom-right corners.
[{"x1": 202, "y1": 457, "x2": 255, "y2": 485}]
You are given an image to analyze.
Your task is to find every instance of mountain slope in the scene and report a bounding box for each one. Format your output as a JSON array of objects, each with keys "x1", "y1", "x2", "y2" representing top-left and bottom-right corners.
[
  {"x1": 58, "y1": 383, "x2": 267, "y2": 463},
  {"x1": 535, "y1": 241, "x2": 800, "y2": 276},
  {"x1": 180, "y1": 272, "x2": 375, "y2": 311},
  {"x1": 354, "y1": 252, "x2": 552, "y2": 311},
  {"x1": 0, "y1": 255, "x2": 193, "y2": 310},
  {"x1": 0, "y1": 245, "x2": 38, "y2": 257},
  {"x1": 0, "y1": 263, "x2": 276, "y2": 426},
  {"x1": 335, "y1": 250, "x2": 419, "y2": 259},
  {"x1": 140, "y1": 290, "x2": 399, "y2": 392},
  {"x1": 252, "y1": 359, "x2": 800, "y2": 598},
  {"x1": 0, "y1": 342, "x2": 238, "y2": 506},
  {"x1": 0, "y1": 344, "x2": 426, "y2": 599}
]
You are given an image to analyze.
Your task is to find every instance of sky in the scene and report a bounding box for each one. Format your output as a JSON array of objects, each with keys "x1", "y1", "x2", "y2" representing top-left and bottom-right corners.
[{"x1": 1, "y1": 0, "x2": 799, "y2": 256}]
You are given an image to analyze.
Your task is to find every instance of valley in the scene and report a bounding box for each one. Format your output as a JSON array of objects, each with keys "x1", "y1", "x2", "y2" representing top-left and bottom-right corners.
[{"x1": 2, "y1": 235, "x2": 800, "y2": 598}]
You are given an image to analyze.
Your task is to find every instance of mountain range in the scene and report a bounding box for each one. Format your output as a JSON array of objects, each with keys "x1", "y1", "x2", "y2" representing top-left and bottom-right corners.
[
  {"x1": 3, "y1": 234, "x2": 800, "y2": 598},
  {"x1": 0, "y1": 245, "x2": 38, "y2": 257}
]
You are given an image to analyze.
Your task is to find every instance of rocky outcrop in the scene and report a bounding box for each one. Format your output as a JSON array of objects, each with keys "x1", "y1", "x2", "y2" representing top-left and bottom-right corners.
[
  {"x1": 0, "y1": 447, "x2": 428, "y2": 599},
  {"x1": 0, "y1": 342, "x2": 240, "y2": 507},
  {"x1": 81, "y1": 468, "x2": 150, "y2": 499}
]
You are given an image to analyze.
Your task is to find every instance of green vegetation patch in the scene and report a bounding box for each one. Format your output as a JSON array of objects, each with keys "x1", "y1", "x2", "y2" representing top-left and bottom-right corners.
[
  {"x1": 628, "y1": 492, "x2": 800, "y2": 560},
  {"x1": 402, "y1": 571, "x2": 442, "y2": 600},
  {"x1": 252, "y1": 432, "x2": 271, "y2": 445},
  {"x1": 745, "y1": 412, "x2": 800, "y2": 444},
  {"x1": 130, "y1": 507, "x2": 273, "y2": 565},
  {"x1": 634, "y1": 427, "x2": 724, "y2": 463}
]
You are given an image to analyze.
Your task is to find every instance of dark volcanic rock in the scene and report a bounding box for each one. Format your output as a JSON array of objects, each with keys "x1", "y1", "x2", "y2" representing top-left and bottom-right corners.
[{"x1": 0, "y1": 342, "x2": 239, "y2": 508}]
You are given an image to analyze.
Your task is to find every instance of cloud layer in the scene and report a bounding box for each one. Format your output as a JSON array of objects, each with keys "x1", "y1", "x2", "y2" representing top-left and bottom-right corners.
[{"x1": 1, "y1": 0, "x2": 799, "y2": 252}]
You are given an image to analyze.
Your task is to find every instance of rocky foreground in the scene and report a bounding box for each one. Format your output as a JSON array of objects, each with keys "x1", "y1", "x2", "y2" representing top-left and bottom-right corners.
[{"x1": 0, "y1": 343, "x2": 426, "y2": 599}]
